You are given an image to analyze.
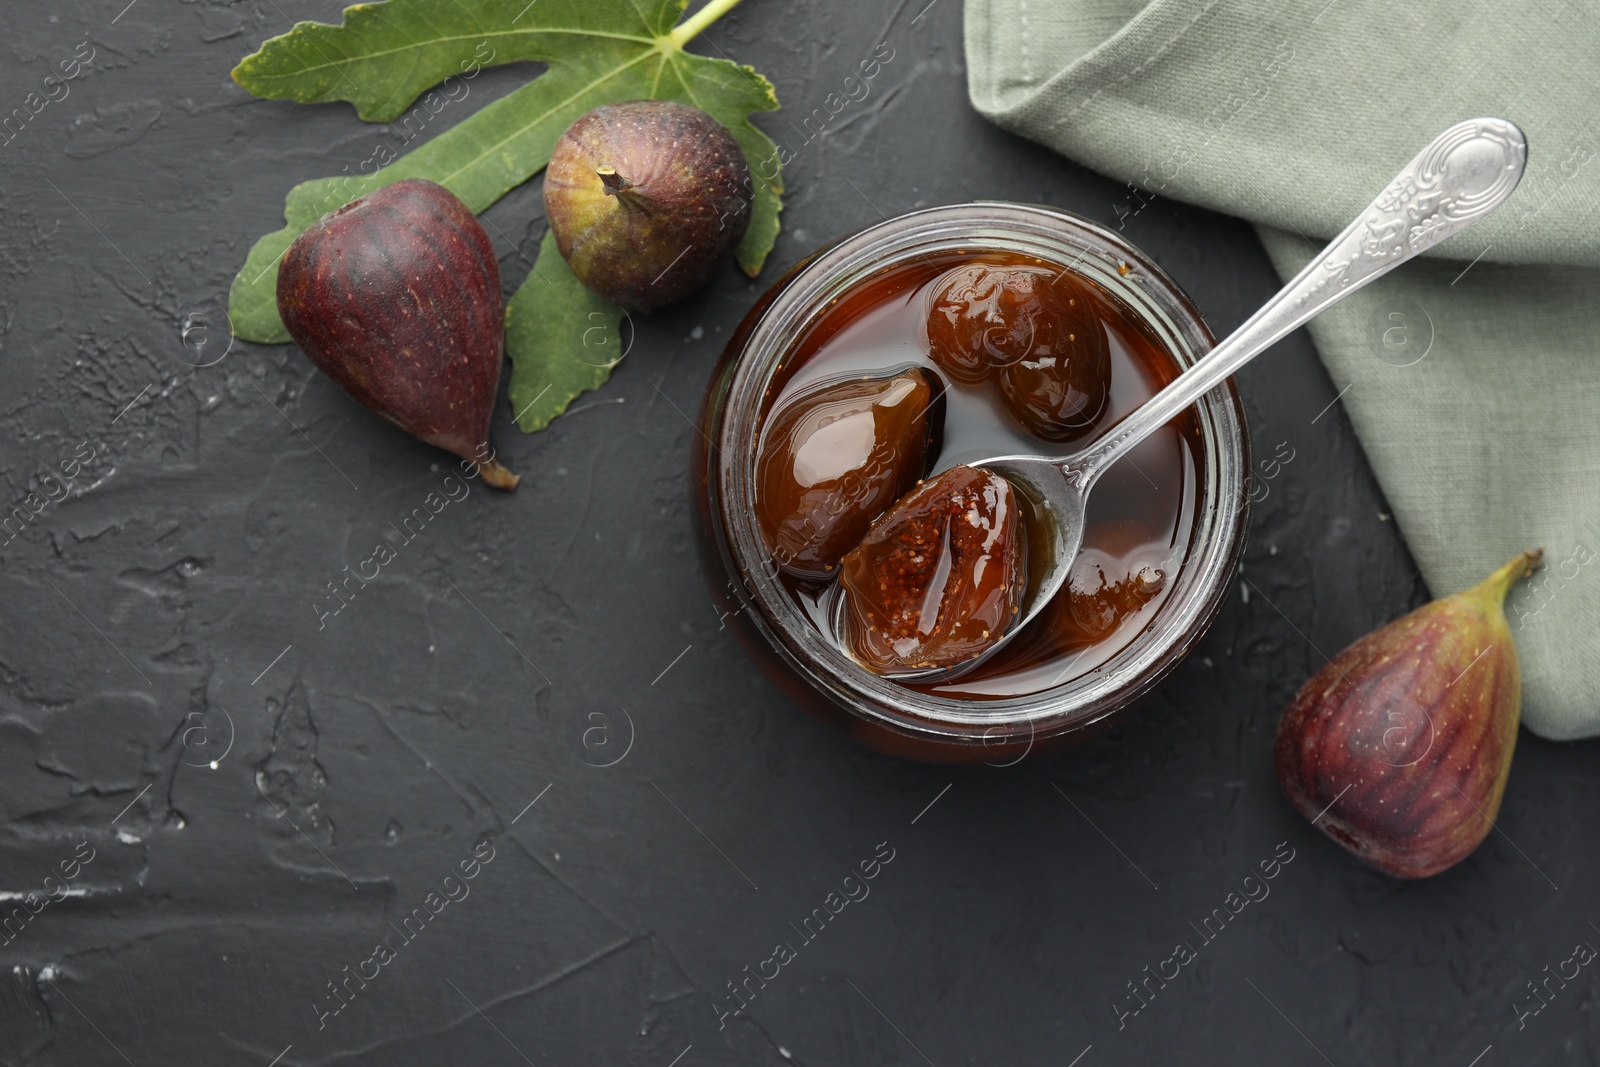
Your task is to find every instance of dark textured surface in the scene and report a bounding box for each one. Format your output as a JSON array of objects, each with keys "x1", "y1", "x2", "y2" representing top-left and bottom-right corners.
[{"x1": 0, "y1": 3, "x2": 1594, "y2": 1065}]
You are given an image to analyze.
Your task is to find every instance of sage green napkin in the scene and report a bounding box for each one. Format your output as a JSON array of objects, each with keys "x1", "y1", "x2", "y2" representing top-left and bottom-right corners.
[{"x1": 964, "y1": 0, "x2": 1600, "y2": 739}]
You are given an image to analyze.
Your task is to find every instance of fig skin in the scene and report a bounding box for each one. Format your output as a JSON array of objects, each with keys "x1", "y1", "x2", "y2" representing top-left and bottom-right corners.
[
  {"x1": 544, "y1": 100, "x2": 752, "y2": 310},
  {"x1": 1273, "y1": 550, "x2": 1542, "y2": 879},
  {"x1": 277, "y1": 179, "x2": 518, "y2": 489}
]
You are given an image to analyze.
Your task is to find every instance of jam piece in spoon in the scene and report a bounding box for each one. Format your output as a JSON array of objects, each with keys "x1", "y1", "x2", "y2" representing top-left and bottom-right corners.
[
  {"x1": 757, "y1": 366, "x2": 943, "y2": 581},
  {"x1": 926, "y1": 262, "x2": 1110, "y2": 441},
  {"x1": 839, "y1": 464, "x2": 1027, "y2": 673}
]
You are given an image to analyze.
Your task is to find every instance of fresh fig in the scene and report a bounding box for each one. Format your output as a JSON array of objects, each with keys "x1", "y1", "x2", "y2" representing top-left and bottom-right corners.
[
  {"x1": 544, "y1": 100, "x2": 752, "y2": 309},
  {"x1": 1274, "y1": 550, "x2": 1542, "y2": 879},
  {"x1": 277, "y1": 178, "x2": 518, "y2": 489},
  {"x1": 757, "y1": 366, "x2": 944, "y2": 581}
]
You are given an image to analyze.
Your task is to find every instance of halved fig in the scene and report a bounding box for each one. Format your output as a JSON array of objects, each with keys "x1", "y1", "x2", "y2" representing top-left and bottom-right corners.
[{"x1": 838, "y1": 464, "x2": 1027, "y2": 673}]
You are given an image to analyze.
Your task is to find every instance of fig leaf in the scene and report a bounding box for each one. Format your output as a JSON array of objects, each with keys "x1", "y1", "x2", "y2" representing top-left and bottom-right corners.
[
  {"x1": 506, "y1": 231, "x2": 626, "y2": 432},
  {"x1": 228, "y1": 0, "x2": 782, "y2": 431}
]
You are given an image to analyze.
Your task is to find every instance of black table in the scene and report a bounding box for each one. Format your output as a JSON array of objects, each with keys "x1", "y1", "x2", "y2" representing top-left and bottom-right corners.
[{"x1": 1, "y1": 2, "x2": 1592, "y2": 1064}]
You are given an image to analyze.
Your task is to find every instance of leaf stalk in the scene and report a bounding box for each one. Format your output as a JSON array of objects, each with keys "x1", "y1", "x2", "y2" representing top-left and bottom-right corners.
[{"x1": 668, "y1": 0, "x2": 748, "y2": 49}]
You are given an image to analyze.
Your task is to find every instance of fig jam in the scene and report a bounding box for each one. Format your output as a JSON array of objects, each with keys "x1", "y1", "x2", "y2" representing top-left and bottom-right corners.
[
  {"x1": 927, "y1": 262, "x2": 1110, "y2": 441},
  {"x1": 839, "y1": 464, "x2": 1026, "y2": 672},
  {"x1": 756, "y1": 366, "x2": 942, "y2": 581},
  {"x1": 755, "y1": 249, "x2": 1201, "y2": 700}
]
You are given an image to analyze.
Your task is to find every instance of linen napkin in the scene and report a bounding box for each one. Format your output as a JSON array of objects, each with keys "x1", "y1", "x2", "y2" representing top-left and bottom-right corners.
[{"x1": 963, "y1": 0, "x2": 1600, "y2": 739}]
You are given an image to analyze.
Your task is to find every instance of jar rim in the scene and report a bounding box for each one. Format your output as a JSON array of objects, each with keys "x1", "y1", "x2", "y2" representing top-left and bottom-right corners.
[{"x1": 704, "y1": 201, "x2": 1250, "y2": 748}]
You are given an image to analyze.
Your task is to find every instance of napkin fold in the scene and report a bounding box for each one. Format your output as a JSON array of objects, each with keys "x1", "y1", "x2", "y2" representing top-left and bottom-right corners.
[{"x1": 964, "y1": 0, "x2": 1600, "y2": 739}]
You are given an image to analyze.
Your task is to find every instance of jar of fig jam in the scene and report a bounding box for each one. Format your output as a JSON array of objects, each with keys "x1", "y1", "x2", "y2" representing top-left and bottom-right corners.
[{"x1": 694, "y1": 203, "x2": 1249, "y2": 762}]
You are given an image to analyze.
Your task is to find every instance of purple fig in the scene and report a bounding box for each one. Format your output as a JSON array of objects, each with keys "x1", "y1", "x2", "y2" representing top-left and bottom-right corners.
[
  {"x1": 1274, "y1": 550, "x2": 1542, "y2": 879},
  {"x1": 543, "y1": 100, "x2": 752, "y2": 309},
  {"x1": 277, "y1": 178, "x2": 518, "y2": 489}
]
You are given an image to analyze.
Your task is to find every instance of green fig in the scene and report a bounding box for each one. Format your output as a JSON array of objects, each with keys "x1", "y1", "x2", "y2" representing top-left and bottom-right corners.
[
  {"x1": 1273, "y1": 549, "x2": 1542, "y2": 879},
  {"x1": 543, "y1": 100, "x2": 752, "y2": 310}
]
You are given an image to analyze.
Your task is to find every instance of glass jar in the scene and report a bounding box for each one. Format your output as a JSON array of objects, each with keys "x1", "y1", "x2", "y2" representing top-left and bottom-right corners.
[{"x1": 693, "y1": 202, "x2": 1250, "y2": 763}]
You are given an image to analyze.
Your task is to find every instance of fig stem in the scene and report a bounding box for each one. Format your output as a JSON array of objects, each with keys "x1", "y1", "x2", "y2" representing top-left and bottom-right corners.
[
  {"x1": 476, "y1": 459, "x2": 521, "y2": 492},
  {"x1": 1468, "y1": 548, "x2": 1543, "y2": 606},
  {"x1": 596, "y1": 166, "x2": 657, "y2": 214},
  {"x1": 668, "y1": 0, "x2": 748, "y2": 48},
  {"x1": 596, "y1": 167, "x2": 634, "y2": 196}
]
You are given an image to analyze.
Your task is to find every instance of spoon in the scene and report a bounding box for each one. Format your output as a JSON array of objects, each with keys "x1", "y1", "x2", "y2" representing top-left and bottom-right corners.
[{"x1": 848, "y1": 117, "x2": 1527, "y2": 683}]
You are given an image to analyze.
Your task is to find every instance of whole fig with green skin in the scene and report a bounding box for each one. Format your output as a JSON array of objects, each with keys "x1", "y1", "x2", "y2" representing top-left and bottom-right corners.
[
  {"x1": 278, "y1": 179, "x2": 519, "y2": 489},
  {"x1": 1274, "y1": 550, "x2": 1542, "y2": 879},
  {"x1": 544, "y1": 100, "x2": 752, "y2": 310}
]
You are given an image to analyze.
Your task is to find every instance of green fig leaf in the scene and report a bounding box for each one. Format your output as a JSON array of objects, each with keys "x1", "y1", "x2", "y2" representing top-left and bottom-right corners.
[
  {"x1": 506, "y1": 231, "x2": 625, "y2": 433},
  {"x1": 228, "y1": 0, "x2": 783, "y2": 429},
  {"x1": 232, "y1": 0, "x2": 680, "y2": 124}
]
